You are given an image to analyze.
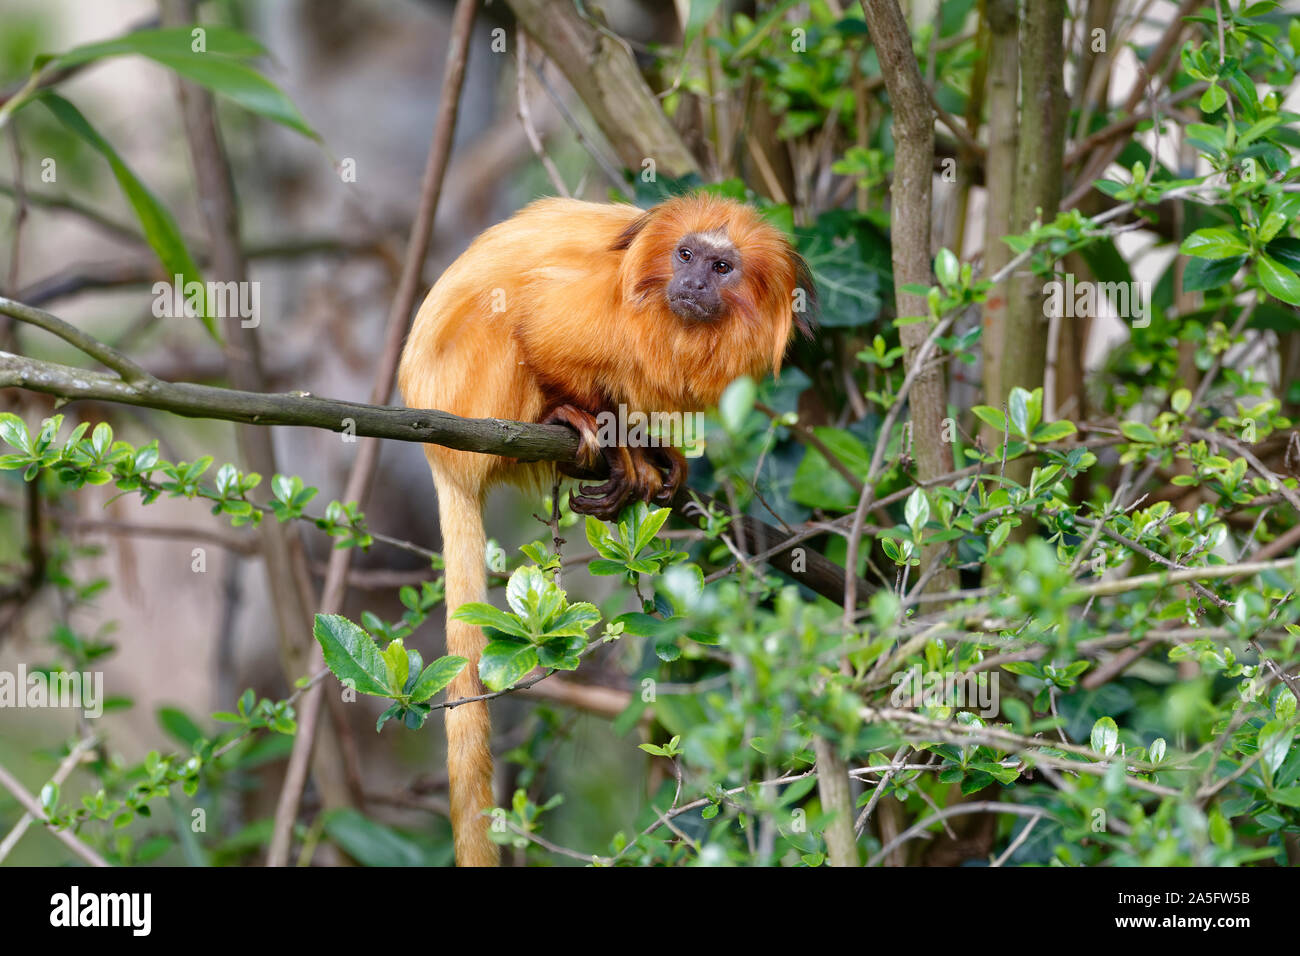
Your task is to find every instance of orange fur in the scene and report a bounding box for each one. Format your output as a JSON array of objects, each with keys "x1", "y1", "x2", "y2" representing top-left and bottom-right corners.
[{"x1": 397, "y1": 194, "x2": 809, "y2": 866}]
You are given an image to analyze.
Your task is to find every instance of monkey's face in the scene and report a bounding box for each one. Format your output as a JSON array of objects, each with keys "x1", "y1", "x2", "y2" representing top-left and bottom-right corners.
[{"x1": 666, "y1": 232, "x2": 740, "y2": 320}]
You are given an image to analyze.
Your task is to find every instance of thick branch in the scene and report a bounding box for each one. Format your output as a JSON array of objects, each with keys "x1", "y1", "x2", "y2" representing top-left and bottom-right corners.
[
  {"x1": 0, "y1": 348, "x2": 581, "y2": 460},
  {"x1": 860, "y1": 0, "x2": 954, "y2": 595},
  {"x1": 505, "y1": 0, "x2": 699, "y2": 177}
]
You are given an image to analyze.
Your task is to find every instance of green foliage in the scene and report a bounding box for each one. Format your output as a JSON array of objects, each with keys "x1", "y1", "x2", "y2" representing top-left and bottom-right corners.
[
  {"x1": 312, "y1": 614, "x2": 465, "y2": 730},
  {"x1": 9, "y1": 0, "x2": 1300, "y2": 869}
]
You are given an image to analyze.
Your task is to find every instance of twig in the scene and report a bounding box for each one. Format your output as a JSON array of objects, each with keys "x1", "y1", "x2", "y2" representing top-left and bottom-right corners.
[
  {"x1": 0, "y1": 736, "x2": 95, "y2": 863},
  {"x1": 0, "y1": 751, "x2": 110, "y2": 867},
  {"x1": 516, "y1": 30, "x2": 569, "y2": 197}
]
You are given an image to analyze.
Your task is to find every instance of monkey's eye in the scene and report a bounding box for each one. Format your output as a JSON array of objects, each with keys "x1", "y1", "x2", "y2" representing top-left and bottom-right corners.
[
  {"x1": 677, "y1": 247, "x2": 692, "y2": 262},
  {"x1": 713, "y1": 260, "x2": 732, "y2": 275}
]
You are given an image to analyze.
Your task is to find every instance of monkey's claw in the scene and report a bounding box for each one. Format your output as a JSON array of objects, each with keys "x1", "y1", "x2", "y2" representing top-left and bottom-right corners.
[{"x1": 646, "y1": 446, "x2": 686, "y2": 505}]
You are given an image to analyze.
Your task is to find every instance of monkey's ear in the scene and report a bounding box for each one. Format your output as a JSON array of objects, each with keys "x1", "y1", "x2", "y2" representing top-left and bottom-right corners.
[
  {"x1": 791, "y1": 248, "x2": 818, "y2": 339},
  {"x1": 611, "y1": 209, "x2": 654, "y2": 251}
]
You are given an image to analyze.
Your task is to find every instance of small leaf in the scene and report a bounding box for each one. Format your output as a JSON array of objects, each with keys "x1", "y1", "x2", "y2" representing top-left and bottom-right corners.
[
  {"x1": 1031, "y1": 420, "x2": 1077, "y2": 443},
  {"x1": 904, "y1": 488, "x2": 930, "y2": 534},
  {"x1": 479, "y1": 640, "x2": 538, "y2": 691},
  {"x1": 0, "y1": 414, "x2": 31, "y2": 452},
  {"x1": 718, "y1": 376, "x2": 757, "y2": 432},
  {"x1": 1179, "y1": 227, "x2": 1250, "y2": 260},
  {"x1": 1119, "y1": 421, "x2": 1158, "y2": 444},
  {"x1": 970, "y1": 405, "x2": 1007, "y2": 433},
  {"x1": 1257, "y1": 254, "x2": 1300, "y2": 306},
  {"x1": 313, "y1": 614, "x2": 390, "y2": 697},
  {"x1": 452, "y1": 602, "x2": 531, "y2": 639},
  {"x1": 1090, "y1": 716, "x2": 1119, "y2": 757},
  {"x1": 1199, "y1": 82, "x2": 1227, "y2": 113},
  {"x1": 632, "y1": 507, "x2": 672, "y2": 555},
  {"x1": 409, "y1": 656, "x2": 467, "y2": 703},
  {"x1": 382, "y1": 639, "x2": 409, "y2": 695},
  {"x1": 1182, "y1": 254, "x2": 1245, "y2": 293},
  {"x1": 934, "y1": 248, "x2": 959, "y2": 287},
  {"x1": 1008, "y1": 387, "x2": 1033, "y2": 438}
]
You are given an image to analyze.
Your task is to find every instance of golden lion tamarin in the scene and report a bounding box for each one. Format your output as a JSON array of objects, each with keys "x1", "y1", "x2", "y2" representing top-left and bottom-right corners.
[{"x1": 398, "y1": 193, "x2": 812, "y2": 866}]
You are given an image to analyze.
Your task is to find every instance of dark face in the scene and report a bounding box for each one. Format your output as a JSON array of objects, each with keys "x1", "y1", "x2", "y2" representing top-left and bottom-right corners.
[{"x1": 666, "y1": 232, "x2": 740, "y2": 320}]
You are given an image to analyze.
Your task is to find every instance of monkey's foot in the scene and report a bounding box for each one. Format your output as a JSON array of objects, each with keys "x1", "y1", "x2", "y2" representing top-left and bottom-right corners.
[
  {"x1": 572, "y1": 445, "x2": 688, "y2": 520},
  {"x1": 570, "y1": 444, "x2": 637, "y2": 520},
  {"x1": 543, "y1": 404, "x2": 605, "y2": 477}
]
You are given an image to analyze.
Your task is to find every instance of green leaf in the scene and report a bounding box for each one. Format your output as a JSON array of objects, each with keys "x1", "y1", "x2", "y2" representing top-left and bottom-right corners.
[
  {"x1": 683, "y1": 0, "x2": 723, "y2": 47},
  {"x1": 546, "y1": 603, "x2": 600, "y2": 637},
  {"x1": 44, "y1": 25, "x2": 269, "y2": 69},
  {"x1": 790, "y1": 426, "x2": 869, "y2": 510},
  {"x1": 376, "y1": 703, "x2": 402, "y2": 732},
  {"x1": 451, "y1": 602, "x2": 531, "y2": 639},
  {"x1": 1000, "y1": 661, "x2": 1041, "y2": 677},
  {"x1": 1119, "y1": 421, "x2": 1158, "y2": 444},
  {"x1": 1179, "y1": 227, "x2": 1250, "y2": 260},
  {"x1": 156, "y1": 706, "x2": 204, "y2": 747},
  {"x1": 321, "y1": 808, "x2": 437, "y2": 866},
  {"x1": 613, "y1": 612, "x2": 681, "y2": 639},
  {"x1": 479, "y1": 640, "x2": 538, "y2": 691},
  {"x1": 971, "y1": 405, "x2": 1007, "y2": 433},
  {"x1": 1008, "y1": 387, "x2": 1035, "y2": 438},
  {"x1": 1258, "y1": 719, "x2": 1293, "y2": 779},
  {"x1": 1090, "y1": 716, "x2": 1119, "y2": 757},
  {"x1": 904, "y1": 488, "x2": 930, "y2": 534},
  {"x1": 409, "y1": 656, "x2": 467, "y2": 703},
  {"x1": 37, "y1": 92, "x2": 218, "y2": 341},
  {"x1": 0, "y1": 413, "x2": 31, "y2": 452},
  {"x1": 1256, "y1": 254, "x2": 1300, "y2": 306},
  {"x1": 719, "y1": 376, "x2": 757, "y2": 432},
  {"x1": 536, "y1": 634, "x2": 584, "y2": 670},
  {"x1": 1199, "y1": 82, "x2": 1227, "y2": 113},
  {"x1": 1031, "y1": 420, "x2": 1077, "y2": 443},
  {"x1": 632, "y1": 507, "x2": 672, "y2": 555},
  {"x1": 1182, "y1": 254, "x2": 1245, "y2": 293},
  {"x1": 150, "y1": 52, "x2": 316, "y2": 139},
  {"x1": 382, "y1": 639, "x2": 409, "y2": 695},
  {"x1": 313, "y1": 614, "x2": 391, "y2": 697},
  {"x1": 934, "y1": 247, "x2": 959, "y2": 287},
  {"x1": 1265, "y1": 237, "x2": 1300, "y2": 272},
  {"x1": 1270, "y1": 786, "x2": 1300, "y2": 808},
  {"x1": 45, "y1": 28, "x2": 316, "y2": 140}
]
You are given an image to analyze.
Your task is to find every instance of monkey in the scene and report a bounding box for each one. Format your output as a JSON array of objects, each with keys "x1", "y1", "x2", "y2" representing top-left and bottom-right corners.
[{"x1": 397, "y1": 193, "x2": 813, "y2": 866}]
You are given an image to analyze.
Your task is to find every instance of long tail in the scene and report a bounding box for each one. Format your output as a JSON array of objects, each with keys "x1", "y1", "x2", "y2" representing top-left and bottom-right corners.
[{"x1": 434, "y1": 473, "x2": 499, "y2": 867}]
